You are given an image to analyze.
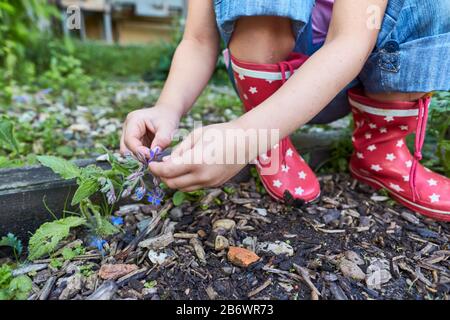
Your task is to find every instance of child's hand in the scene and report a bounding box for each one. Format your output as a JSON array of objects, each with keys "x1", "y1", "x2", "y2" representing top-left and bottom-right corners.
[
  {"x1": 149, "y1": 122, "x2": 250, "y2": 191},
  {"x1": 121, "y1": 105, "x2": 180, "y2": 160}
]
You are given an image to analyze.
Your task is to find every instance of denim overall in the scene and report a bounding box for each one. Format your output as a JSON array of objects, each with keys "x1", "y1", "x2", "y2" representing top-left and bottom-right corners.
[{"x1": 214, "y1": 0, "x2": 450, "y2": 123}]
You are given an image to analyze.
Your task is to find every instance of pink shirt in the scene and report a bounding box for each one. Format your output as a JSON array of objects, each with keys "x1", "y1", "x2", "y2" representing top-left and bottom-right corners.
[{"x1": 312, "y1": 0, "x2": 335, "y2": 44}]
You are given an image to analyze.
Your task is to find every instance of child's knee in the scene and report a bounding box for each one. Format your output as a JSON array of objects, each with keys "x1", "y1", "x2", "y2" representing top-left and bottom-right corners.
[{"x1": 229, "y1": 16, "x2": 295, "y2": 64}]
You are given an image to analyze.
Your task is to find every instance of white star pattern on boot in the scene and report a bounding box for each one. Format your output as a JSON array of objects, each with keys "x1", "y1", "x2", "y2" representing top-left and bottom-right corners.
[
  {"x1": 429, "y1": 193, "x2": 440, "y2": 203},
  {"x1": 427, "y1": 178, "x2": 437, "y2": 186},
  {"x1": 365, "y1": 133, "x2": 372, "y2": 139},
  {"x1": 357, "y1": 152, "x2": 364, "y2": 159},
  {"x1": 399, "y1": 125, "x2": 409, "y2": 131},
  {"x1": 379, "y1": 127, "x2": 387, "y2": 134},
  {"x1": 396, "y1": 140, "x2": 404, "y2": 148},
  {"x1": 369, "y1": 123, "x2": 377, "y2": 129},
  {"x1": 295, "y1": 187, "x2": 304, "y2": 196},
  {"x1": 389, "y1": 183, "x2": 404, "y2": 192},
  {"x1": 386, "y1": 153, "x2": 396, "y2": 161},
  {"x1": 281, "y1": 165, "x2": 290, "y2": 173},
  {"x1": 238, "y1": 73, "x2": 245, "y2": 80},
  {"x1": 384, "y1": 116, "x2": 394, "y2": 122},
  {"x1": 249, "y1": 87, "x2": 258, "y2": 94},
  {"x1": 286, "y1": 149, "x2": 293, "y2": 157},
  {"x1": 273, "y1": 180, "x2": 282, "y2": 188},
  {"x1": 402, "y1": 175, "x2": 410, "y2": 182},
  {"x1": 298, "y1": 171, "x2": 307, "y2": 180},
  {"x1": 367, "y1": 145, "x2": 377, "y2": 152},
  {"x1": 371, "y1": 164, "x2": 382, "y2": 172},
  {"x1": 266, "y1": 79, "x2": 273, "y2": 84},
  {"x1": 405, "y1": 160, "x2": 412, "y2": 168}
]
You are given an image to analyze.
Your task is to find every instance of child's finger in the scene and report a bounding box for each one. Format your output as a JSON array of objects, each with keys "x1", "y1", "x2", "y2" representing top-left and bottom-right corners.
[
  {"x1": 148, "y1": 159, "x2": 192, "y2": 179},
  {"x1": 161, "y1": 173, "x2": 201, "y2": 191},
  {"x1": 120, "y1": 129, "x2": 131, "y2": 155},
  {"x1": 123, "y1": 124, "x2": 149, "y2": 159}
]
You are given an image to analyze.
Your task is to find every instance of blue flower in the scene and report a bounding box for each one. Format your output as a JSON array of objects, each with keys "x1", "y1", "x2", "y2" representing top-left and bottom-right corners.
[
  {"x1": 111, "y1": 216, "x2": 124, "y2": 226},
  {"x1": 132, "y1": 186, "x2": 146, "y2": 201},
  {"x1": 89, "y1": 236, "x2": 107, "y2": 253},
  {"x1": 147, "y1": 191, "x2": 163, "y2": 206}
]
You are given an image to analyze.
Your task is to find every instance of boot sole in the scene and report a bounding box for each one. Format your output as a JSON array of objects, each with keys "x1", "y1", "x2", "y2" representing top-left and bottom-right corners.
[
  {"x1": 350, "y1": 165, "x2": 450, "y2": 222},
  {"x1": 258, "y1": 172, "x2": 321, "y2": 206}
]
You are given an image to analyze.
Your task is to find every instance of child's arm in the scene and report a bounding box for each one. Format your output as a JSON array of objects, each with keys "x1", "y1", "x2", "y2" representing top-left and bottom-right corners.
[
  {"x1": 149, "y1": 0, "x2": 388, "y2": 191},
  {"x1": 237, "y1": 0, "x2": 388, "y2": 138},
  {"x1": 121, "y1": 0, "x2": 219, "y2": 157}
]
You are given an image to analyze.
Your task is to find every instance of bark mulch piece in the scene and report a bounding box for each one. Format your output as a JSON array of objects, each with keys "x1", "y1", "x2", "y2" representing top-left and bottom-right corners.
[{"x1": 23, "y1": 174, "x2": 449, "y2": 300}]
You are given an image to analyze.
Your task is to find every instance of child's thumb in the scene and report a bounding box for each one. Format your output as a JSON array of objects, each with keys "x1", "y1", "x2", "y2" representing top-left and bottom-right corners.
[{"x1": 151, "y1": 124, "x2": 174, "y2": 150}]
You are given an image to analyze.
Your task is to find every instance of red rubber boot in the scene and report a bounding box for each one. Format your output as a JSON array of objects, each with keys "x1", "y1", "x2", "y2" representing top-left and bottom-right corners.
[
  {"x1": 348, "y1": 88, "x2": 450, "y2": 221},
  {"x1": 231, "y1": 53, "x2": 320, "y2": 203}
]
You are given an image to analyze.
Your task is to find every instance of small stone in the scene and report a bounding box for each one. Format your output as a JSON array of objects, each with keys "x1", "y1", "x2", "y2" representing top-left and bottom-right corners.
[
  {"x1": 258, "y1": 241, "x2": 294, "y2": 256},
  {"x1": 214, "y1": 236, "x2": 229, "y2": 251},
  {"x1": 370, "y1": 195, "x2": 390, "y2": 202},
  {"x1": 222, "y1": 267, "x2": 233, "y2": 275},
  {"x1": 255, "y1": 208, "x2": 267, "y2": 216},
  {"x1": 212, "y1": 219, "x2": 236, "y2": 231},
  {"x1": 339, "y1": 259, "x2": 366, "y2": 281},
  {"x1": 169, "y1": 207, "x2": 183, "y2": 221},
  {"x1": 147, "y1": 250, "x2": 168, "y2": 265},
  {"x1": 322, "y1": 209, "x2": 341, "y2": 224},
  {"x1": 197, "y1": 230, "x2": 207, "y2": 238},
  {"x1": 58, "y1": 273, "x2": 82, "y2": 300},
  {"x1": 359, "y1": 216, "x2": 372, "y2": 228},
  {"x1": 366, "y1": 258, "x2": 392, "y2": 290},
  {"x1": 400, "y1": 211, "x2": 420, "y2": 225},
  {"x1": 87, "y1": 280, "x2": 118, "y2": 300},
  {"x1": 344, "y1": 251, "x2": 365, "y2": 265},
  {"x1": 98, "y1": 264, "x2": 139, "y2": 280},
  {"x1": 84, "y1": 274, "x2": 98, "y2": 291},
  {"x1": 243, "y1": 237, "x2": 257, "y2": 252},
  {"x1": 142, "y1": 287, "x2": 158, "y2": 296},
  {"x1": 190, "y1": 238, "x2": 207, "y2": 265},
  {"x1": 227, "y1": 247, "x2": 260, "y2": 268}
]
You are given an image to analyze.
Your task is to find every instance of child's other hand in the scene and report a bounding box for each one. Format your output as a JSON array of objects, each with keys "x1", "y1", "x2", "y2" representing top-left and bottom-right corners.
[
  {"x1": 148, "y1": 122, "x2": 250, "y2": 192},
  {"x1": 121, "y1": 105, "x2": 180, "y2": 160}
]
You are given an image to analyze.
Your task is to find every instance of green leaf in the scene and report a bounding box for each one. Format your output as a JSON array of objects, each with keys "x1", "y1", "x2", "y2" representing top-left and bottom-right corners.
[
  {"x1": 0, "y1": 264, "x2": 12, "y2": 288},
  {"x1": 0, "y1": 118, "x2": 19, "y2": 153},
  {"x1": 0, "y1": 233, "x2": 22, "y2": 256},
  {"x1": 95, "y1": 217, "x2": 119, "y2": 237},
  {"x1": 172, "y1": 191, "x2": 186, "y2": 206},
  {"x1": 8, "y1": 275, "x2": 32, "y2": 300},
  {"x1": 71, "y1": 179, "x2": 100, "y2": 205},
  {"x1": 28, "y1": 217, "x2": 86, "y2": 261},
  {"x1": 37, "y1": 155, "x2": 81, "y2": 180}
]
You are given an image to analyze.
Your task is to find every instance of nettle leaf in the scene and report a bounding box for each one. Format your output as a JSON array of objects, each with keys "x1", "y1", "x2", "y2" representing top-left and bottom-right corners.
[
  {"x1": 72, "y1": 179, "x2": 100, "y2": 205},
  {"x1": 37, "y1": 156, "x2": 81, "y2": 180},
  {"x1": 0, "y1": 233, "x2": 22, "y2": 256},
  {"x1": 0, "y1": 118, "x2": 19, "y2": 153},
  {"x1": 28, "y1": 217, "x2": 86, "y2": 261}
]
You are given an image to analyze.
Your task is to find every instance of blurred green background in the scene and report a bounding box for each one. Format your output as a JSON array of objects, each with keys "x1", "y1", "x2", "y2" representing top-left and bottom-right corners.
[{"x1": 0, "y1": 0, "x2": 448, "y2": 175}]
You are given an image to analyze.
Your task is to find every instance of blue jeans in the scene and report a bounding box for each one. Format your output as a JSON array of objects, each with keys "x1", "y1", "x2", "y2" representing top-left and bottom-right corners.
[{"x1": 214, "y1": 0, "x2": 450, "y2": 123}]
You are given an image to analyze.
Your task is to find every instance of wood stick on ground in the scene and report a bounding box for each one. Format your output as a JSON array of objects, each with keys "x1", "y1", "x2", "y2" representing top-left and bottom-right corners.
[
  {"x1": 115, "y1": 203, "x2": 172, "y2": 260},
  {"x1": 293, "y1": 264, "x2": 322, "y2": 297},
  {"x1": 248, "y1": 279, "x2": 272, "y2": 298}
]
